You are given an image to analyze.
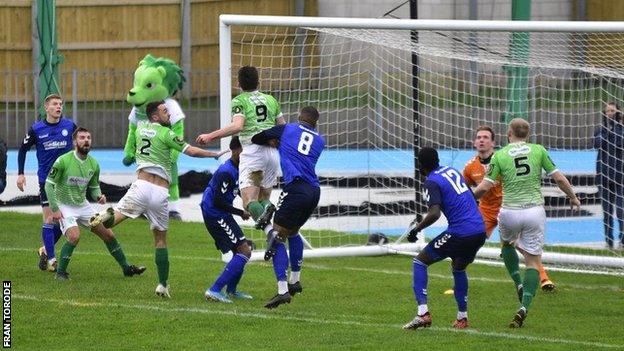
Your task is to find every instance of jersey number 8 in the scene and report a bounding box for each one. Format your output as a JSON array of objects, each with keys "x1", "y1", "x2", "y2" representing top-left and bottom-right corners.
[{"x1": 297, "y1": 132, "x2": 314, "y2": 155}]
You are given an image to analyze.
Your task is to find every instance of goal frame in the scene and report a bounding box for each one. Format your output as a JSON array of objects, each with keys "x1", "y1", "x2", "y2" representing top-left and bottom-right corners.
[{"x1": 218, "y1": 15, "x2": 624, "y2": 272}]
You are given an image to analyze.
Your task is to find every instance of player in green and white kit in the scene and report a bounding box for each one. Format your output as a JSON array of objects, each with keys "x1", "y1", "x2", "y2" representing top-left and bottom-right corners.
[
  {"x1": 474, "y1": 118, "x2": 580, "y2": 328},
  {"x1": 196, "y1": 66, "x2": 285, "y2": 227},
  {"x1": 89, "y1": 100, "x2": 225, "y2": 298},
  {"x1": 45, "y1": 127, "x2": 146, "y2": 280}
]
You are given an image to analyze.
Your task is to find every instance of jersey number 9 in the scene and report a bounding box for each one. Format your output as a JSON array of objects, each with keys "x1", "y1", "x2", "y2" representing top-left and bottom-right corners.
[{"x1": 256, "y1": 105, "x2": 268, "y2": 122}]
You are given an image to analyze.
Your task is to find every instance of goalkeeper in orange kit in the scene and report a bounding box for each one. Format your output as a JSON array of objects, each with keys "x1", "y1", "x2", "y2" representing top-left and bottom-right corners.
[{"x1": 462, "y1": 126, "x2": 555, "y2": 292}]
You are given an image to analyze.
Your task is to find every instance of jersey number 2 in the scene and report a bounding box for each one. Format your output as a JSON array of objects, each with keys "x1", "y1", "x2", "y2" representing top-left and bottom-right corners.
[
  {"x1": 441, "y1": 169, "x2": 469, "y2": 195},
  {"x1": 297, "y1": 132, "x2": 314, "y2": 155},
  {"x1": 140, "y1": 138, "x2": 151, "y2": 156}
]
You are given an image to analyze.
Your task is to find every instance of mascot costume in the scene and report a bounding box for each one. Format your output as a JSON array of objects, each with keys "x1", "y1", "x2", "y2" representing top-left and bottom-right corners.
[{"x1": 124, "y1": 54, "x2": 186, "y2": 219}]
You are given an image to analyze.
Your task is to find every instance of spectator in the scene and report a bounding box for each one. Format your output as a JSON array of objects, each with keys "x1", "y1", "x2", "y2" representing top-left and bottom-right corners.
[
  {"x1": 0, "y1": 136, "x2": 6, "y2": 194},
  {"x1": 594, "y1": 102, "x2": 624, "y2": 249}
]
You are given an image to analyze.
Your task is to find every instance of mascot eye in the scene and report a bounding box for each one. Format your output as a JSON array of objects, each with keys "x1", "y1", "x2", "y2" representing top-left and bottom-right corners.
[{"x1": 146, "y1": 83, "x2": 153, "y2": 89}]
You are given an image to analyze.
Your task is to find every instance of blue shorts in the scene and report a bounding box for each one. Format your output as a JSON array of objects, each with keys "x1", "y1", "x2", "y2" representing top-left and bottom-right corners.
[
  {"x1": 274, "y1": 178, "x2": 320, "y2": 230},
  {"x1": 39, "y1": 182, "x2": 49, "y2": 207},
  {"x1": 202, "y1": 212, "x2": 247, "y2": 254},
  {"x1": 424, "y1": 231, "x2": 486, "y2": 265}
]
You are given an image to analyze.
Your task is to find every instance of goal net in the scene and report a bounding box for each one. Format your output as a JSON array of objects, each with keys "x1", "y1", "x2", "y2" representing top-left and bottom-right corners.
[{"x1": 220, "y1": 16, "x2": 624, "y2": 274}]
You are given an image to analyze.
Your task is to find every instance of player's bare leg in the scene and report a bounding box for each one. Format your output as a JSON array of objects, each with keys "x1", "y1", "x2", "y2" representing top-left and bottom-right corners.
[
  {"x1": 153, "y1": 229, "x2": 170, "y2": 298},
  {"x1": 241, "y1": 171, "x2": 264, "y2": 219},
  {"x1": 90, "y1": 224, "x2": 145, "y2": 277}
]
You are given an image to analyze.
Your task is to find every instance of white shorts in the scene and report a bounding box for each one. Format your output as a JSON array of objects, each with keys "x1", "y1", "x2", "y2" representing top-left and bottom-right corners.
[
  {"x1": 115, "y1": 179, "x2": 169, "y2": 231},
  {"x1": 239, "y1": 143, "x2": 280, "y2": 189},
  {"x1": 59, "y1": 201, "x2": 96, "y2": 234},
  {"x1": 498, "y1": 206, "x2": 546, "y2": 255}
]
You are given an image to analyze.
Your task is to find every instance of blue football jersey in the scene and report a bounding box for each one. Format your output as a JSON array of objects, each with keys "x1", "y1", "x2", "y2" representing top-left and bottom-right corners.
[
  {"x1": 255, "y1": 123, "x2": 325, "y2": 187},
  {"x1": 18, "y1": 118, "x2": 76, "y2": 183},
  {"x1": 424, "y1": 166, "x2": 485, "y2": 236},
  {"x1": 200, "y1": 159, "x2": 240, "y2": 218}
]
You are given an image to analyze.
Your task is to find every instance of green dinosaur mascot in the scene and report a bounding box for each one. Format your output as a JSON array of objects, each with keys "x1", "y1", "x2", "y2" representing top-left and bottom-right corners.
[{"x1": 124, "y1": 54, "x2": 186, "y2": 219}]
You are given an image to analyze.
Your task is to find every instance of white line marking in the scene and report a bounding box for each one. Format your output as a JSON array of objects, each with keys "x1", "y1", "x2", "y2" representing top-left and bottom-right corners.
[
  {"x1": 13, "y1": 294, "x2": 623, "y2": 349},
  {"x1": 3, "y1": 247, "x2": 621, "y2": 291}
]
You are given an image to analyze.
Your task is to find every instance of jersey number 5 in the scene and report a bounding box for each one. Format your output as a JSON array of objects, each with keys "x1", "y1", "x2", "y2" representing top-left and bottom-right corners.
[
  {"x1": 297, "y1": 132, "x2": 314, "y2": 155},
  {"x1": 514, "y1": 156, "x2": 531, "y2": 176},
  {"x1": 441, "y1": 169, "x2": 469, "y2": 195}
]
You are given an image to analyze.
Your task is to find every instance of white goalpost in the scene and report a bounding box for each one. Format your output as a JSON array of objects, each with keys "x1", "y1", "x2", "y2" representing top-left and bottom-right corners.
[{"x1": 219, "y1": 14, "x2": 624, "y2": 274}]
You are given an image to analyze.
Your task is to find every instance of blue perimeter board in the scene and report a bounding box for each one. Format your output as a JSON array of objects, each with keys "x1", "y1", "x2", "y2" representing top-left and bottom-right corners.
[{"x1": 7, "y1": 149, "x2": 597, "y2": 175}]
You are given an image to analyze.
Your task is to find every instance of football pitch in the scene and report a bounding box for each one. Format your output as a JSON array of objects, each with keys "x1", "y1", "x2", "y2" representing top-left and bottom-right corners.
[{"x1": 1, "y1": 212, "x2": 622, "y2": 351}]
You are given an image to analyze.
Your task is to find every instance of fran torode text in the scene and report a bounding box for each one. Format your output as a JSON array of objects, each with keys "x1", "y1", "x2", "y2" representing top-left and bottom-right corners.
[{"x1": 3, "y1": 281, "x2": 10, "y2": 349}]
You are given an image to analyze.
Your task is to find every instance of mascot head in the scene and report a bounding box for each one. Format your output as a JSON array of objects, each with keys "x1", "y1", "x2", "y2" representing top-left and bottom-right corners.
[{"x1": 127, "y1": 54, "x2": 185, "y2": 110}]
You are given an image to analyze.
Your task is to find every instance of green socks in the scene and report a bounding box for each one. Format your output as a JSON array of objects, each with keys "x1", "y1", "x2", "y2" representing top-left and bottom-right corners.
[
  {"x1": 501, "y1": 245, "x2": 522, "y2": 287},
  {"x1": 521, "y1": 268, "x2": 539, "y2": 310},
  {"x1": 260, "y1": 199, "x2": 273, "y2": 208},
  {"x1": 155, "y1": 248, "x2": 169, "y2": 286},
  {"x1": 57, "y1": 242, "x2": 76, "y2": 274},
  {"x1": 248, "y1": 201, "x2": 265, "y2": 221},
  {"x1": 105, "y1": 238, "x2": 129, "y2": 271}
]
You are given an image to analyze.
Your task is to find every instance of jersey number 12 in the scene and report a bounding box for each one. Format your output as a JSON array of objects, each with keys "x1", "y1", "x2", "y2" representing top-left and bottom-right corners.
[{"x1": 441, "y1": 168, "x2": 469, "y2": 195}]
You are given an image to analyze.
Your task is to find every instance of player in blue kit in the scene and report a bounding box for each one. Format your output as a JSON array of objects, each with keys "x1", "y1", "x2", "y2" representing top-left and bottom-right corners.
[
  {"x1": 403, "y1": 147, "x2": 486, "y2": 330},
  {"x1": 251, "y1": 106, "x2": 325, "y2": 309},
  {"x1": 200, "y1": 136, "x2": 254, "y2": 303},
  {"x1": 17, "y1": 94, "x2": 76, "y2": 272}
]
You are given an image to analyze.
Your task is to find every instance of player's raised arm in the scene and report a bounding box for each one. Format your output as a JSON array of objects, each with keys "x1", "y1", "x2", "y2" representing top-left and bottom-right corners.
[
  {"x1": 196, "y1": 115, "x2": 245, "y2": 145},
  {"x1": 251, "y1": 125, "x2": 286, "y2": 145},
  {"x1": 184, "y1": 145, "x2": 228, "y2": 159}
]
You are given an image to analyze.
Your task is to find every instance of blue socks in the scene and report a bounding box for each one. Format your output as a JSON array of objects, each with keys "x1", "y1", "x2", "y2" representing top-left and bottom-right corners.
[
  {"x1": 42, "y1": 224, "x2": 56, "y2": 260},
  {"x1": 288, "y1": 234, "x2": 304, "y2": 273},
  {"x1": 452, "y1": 269, "x2": 468, "y2": 312},
  {"x1": 272, "y1": 242, "x2": 288, "y2": 282},
  {"x1": 42, "y1": 224, "x2": 63, "y2": 261},
  {"x1": 412, "y1": 258, "x2": 428, "y2": 305},
  {"x1": 211, "y1": 253, "x2": 248, "y2": 293}
]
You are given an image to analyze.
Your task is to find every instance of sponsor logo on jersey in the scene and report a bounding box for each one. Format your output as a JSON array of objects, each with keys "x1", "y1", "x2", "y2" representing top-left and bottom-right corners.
[
  {"x1": 507, "y1": 144, "x2": 531, "y2": 157},
  {"x1": 42, "y1": 140, "x2": 68, "y2": 150},
  {"x1": 139, "y1": 128, "x2": 157, "y2": 138},
  {"x1": 38, "y1": 133, "x2": 49, "y2": 139},
  {"x1": 67, "y1": 176, "x2": 89, "y2": 186}
]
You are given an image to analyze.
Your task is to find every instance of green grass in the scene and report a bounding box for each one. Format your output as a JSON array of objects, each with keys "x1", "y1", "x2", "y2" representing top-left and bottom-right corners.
[{"x1": 1, "y1": 212, "x2": 622, "y2": 351}]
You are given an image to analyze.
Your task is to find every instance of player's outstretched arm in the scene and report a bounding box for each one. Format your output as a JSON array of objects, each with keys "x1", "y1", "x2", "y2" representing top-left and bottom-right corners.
[
  {"x1": 551, "y1": 171, "x2": 581, "y2": 211},
  {"x1": 473, "y1": 179, "x2": 495, "y2": 200},
  {"x1": 196, "y1": 116, "x2": 245, "y2": 145},
  {"x1": 407, "y1": 205, "x2": 442, "y2": 242},
  {"x1": 183, "y1": 146, "x2": 228, "y2": 159}
]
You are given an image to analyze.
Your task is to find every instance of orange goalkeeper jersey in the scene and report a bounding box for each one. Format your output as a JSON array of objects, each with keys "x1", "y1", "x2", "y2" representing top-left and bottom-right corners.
[{"x1": 463, "y1": 155, "x2": 502, "y2": 217}]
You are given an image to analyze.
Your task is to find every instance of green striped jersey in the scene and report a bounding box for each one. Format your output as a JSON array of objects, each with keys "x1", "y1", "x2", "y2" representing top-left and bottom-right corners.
[
  {"x1": 134, "y1": 120, "x2": 189, "y2": 182},
  {"x1": 46, "y1": 151, "x2": 100, "y2": 206},
  {"x1": 484, "y1": 142, "x2": 558, "y2": 208},
  {"x1": 231, "y1": 91, "x2": 283, "y2": 145}
]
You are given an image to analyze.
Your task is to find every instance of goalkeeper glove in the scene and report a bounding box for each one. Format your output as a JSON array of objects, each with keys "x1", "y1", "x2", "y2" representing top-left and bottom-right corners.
[
  {"x1": 407, "y1": 219, "x2": 419, "y2": 243},
  {"x1": 122, "y1": 156, "x2": 135, "y2": 166}
]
